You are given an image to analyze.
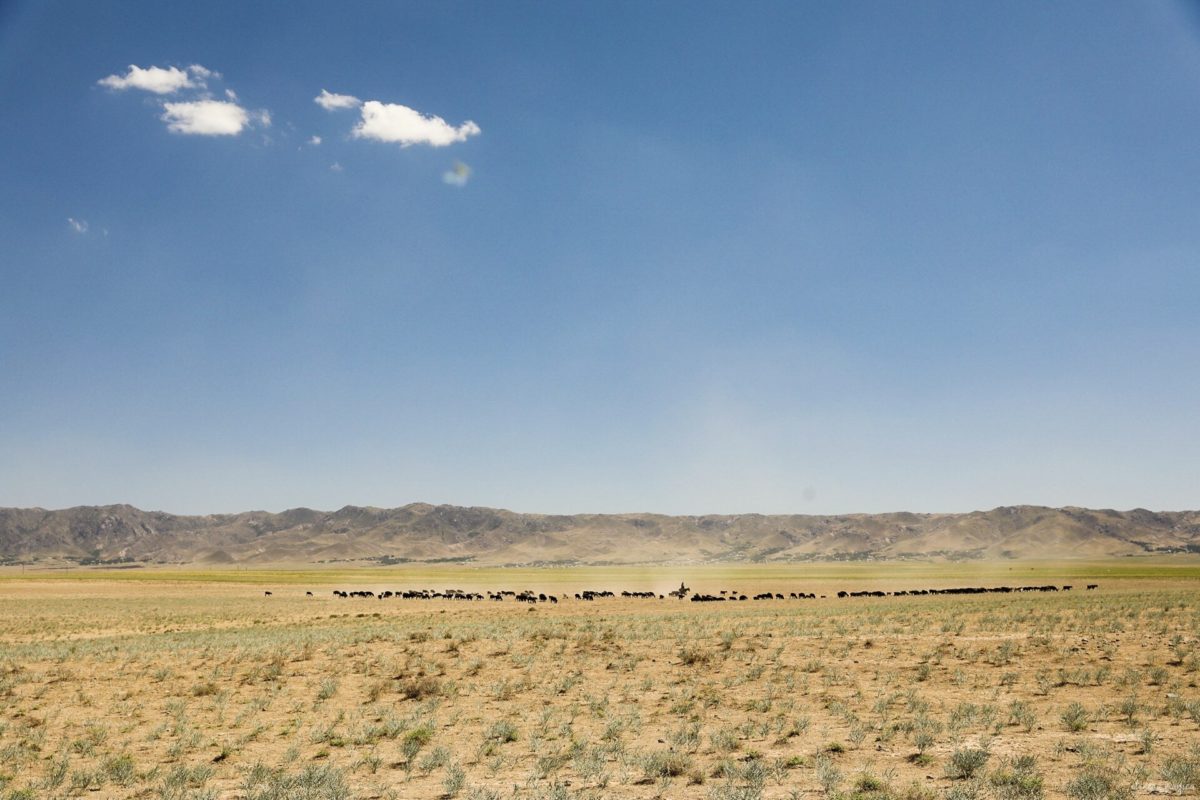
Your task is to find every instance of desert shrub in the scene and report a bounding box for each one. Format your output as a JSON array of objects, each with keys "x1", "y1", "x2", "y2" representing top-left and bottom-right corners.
[
  {"x1": 241, "y1": 763, "x2": 350, "y2": 800},
  {"x1": 1064, "y1": 766, "x2": 1133, "y2": 800},
  {"x1": 419, "y1": 746, "x2": 451, "y2": 774},
  {"x1": 1161, "y1": 751, "x2": 1200, "y2": 794},
  {"x1": 485, "y1": 720, "x2": 518, "y2": 743},
  {"x1": 679, "y1": 646, "x2": 712, "y2": 666},
  {"x1": 1061, "y1": 702, "x2": 1090, "y2": 732},
  {"x1": 400, "y1": 723, "x2": 434, "y2": 766},
  {"x1": 315, "y1": 678, "x2": 338, "y2": 702},
  {"x1": 102, "y1": 753, "x2": 137, "y2": 786},
  {"x1": 816, "y1": 755, "x2": 842, "y2": 797},
  {"x1": 896, "y1": 781, "x2": 936, "y2": 800},
  {"x1": 853, "y1": 772, "x2": 888, "y2": 793},
  {"x1": 946, "y1": 746, "x2": 990, "y2": 780},
  {"x1": 398, "y1": 676, "x2": 441, "y2": 700},
  {"x1": 443, "y1": 763, "x2": 466, "y2": 798},
  {"x1": 1008, "y1": 701, "x2": 1036, "y2": 732},
  {"x1": 710, "y1": 727, "x2": 739, "y2": 752},
  {"x1": 158, "y1": 764, "x2": 215, "y2": 800},
  {"x1": 355, "y1": 750, "x2": 381, "y2": 774},
  {"x1": 641, "y1": 750, "x2": 694, "y2": 780},
  {"x1": 668, "y1": 723, "x2": 701, "y2": 751},
  {"x1": 913, "y1": 715, "x2": 942, "y2": 755},
  {"x1": 944, "y1": 782, "x2": 984, "y2": 800},
  {"x1": 1116, "y1": 694, "x2": 1139, "y2": 726},
  {"x1": 41, "y1": 754, "x2": 69, "y2": 789},
  {"x1": 571, "y1": 744, "x2": 609, "y2": 784},
  {"x1": 989, "y1": 756, "x2": 1043, "y2": 800}
]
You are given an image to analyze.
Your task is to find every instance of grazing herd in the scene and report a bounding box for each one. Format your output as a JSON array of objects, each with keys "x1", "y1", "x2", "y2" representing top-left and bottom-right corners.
[
  {"x1": 835, "y1": 584, "x2": 1081, "y2": 599},
  {"x1": 692, "y1": 591, "x2": 819, "y2": 602},
  {"x1": 270, "y1": 582, "x2": 1096, "y2": 601}
]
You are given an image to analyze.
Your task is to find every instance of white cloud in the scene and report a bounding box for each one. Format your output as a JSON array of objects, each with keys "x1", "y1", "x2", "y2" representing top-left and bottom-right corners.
[
  {"x1": 330, "y1": 162, "x2": 343, "y2": 172},
  {"x1": 67, "y1": 218, "x2": 88, "y2": 234},
  {"x1": 309, "y1": 135, "x2": 322, "y2": 146},
  {"x1": 97, "y1": 64, "x2": 209, "y2": 94},
  {"x1": 99, "y1": 63, "x2": 270, "y2": 140},
  {"x1": 442, "y1": 161, "x2": 471, "y2": 187},
  {"x1": 315, "y1": 89, "x2": 361, "y2": 111},
  {"x1": 160, "y1": 100, "x2": 251, "y2": 136},
  {"x1": 353, "y1": 101, "x2": 480, "y2": 147}
]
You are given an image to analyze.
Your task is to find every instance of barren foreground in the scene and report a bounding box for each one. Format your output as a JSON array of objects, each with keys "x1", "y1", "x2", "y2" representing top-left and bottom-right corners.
[{"x1": 0, "y1": 564, "x2": 1197, "y2": 800}]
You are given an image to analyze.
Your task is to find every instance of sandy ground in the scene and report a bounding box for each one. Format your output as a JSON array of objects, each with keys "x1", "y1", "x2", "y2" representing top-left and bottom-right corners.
[{"x1": 0, "y1": 566, "x2": 1196, "y2": 799}]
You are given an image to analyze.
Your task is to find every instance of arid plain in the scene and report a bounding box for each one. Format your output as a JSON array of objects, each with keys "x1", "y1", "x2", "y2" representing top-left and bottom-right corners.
[{"x1": 0, "y1": 562, "x2": 1197, "y2": 800}]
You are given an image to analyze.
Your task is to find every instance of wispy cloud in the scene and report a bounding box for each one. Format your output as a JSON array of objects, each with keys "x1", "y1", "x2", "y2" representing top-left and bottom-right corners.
[
  {"x1": 353, "y1": 101, "x2": 480, "y2": 147},
  {"x1": 160, "y1": 100, "x2": 268, "y2": 136},
  {"x1": 97, "y1": 64, "x2": 211, "y2": 94},
  {"x1": 309, "y1": 135, "x2": 322, "y2": 146},
  {"x1": 443, "y1": 161, "x2": 472, "y2": 187},
  {"x1": 67, "y1": 217, "x2": 88, "y2": 234},
  {"x1": 314, "y1": 89, "x2": 361, "y2": 111}
]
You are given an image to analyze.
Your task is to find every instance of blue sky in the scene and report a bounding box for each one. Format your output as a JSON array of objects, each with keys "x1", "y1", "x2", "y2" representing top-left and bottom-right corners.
[{"x1": 2, "y1": 1, "x2": 1200, "y2": 515}]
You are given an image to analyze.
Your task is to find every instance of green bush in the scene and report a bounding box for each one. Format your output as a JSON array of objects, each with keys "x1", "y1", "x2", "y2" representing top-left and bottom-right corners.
[
  {"x1": 1061, "y1": 702, "x2": 1090, "y2": 732},
  {"x1": 946, "y1": 746, "x2": 990, "y2": 780},
  {"x1": 989, "y1": 756, "x2": 1043, "y2": 800},
  {"x1": 1064, "y1": 766, "x2": 1133, "y2": 800}
]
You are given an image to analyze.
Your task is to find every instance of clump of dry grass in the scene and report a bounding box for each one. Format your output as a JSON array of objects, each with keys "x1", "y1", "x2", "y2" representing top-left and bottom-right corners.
[{"x1": 397, "y1": 675, "x2": 442, "y2": 700}]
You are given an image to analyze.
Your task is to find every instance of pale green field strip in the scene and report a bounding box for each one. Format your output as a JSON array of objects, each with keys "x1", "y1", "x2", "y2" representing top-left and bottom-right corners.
[{"x1": 2, "y1": 557, "x2": 1199, "y2": 587}]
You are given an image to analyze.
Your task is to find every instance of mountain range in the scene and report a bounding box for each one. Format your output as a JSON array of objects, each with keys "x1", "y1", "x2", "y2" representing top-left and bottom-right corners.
[{"x1": 1, "y1": 503, "x2": 1198, "y2": 566}]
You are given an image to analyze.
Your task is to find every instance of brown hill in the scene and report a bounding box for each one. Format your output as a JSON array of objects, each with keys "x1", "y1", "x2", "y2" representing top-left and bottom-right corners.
[{"x1": 2, "y1": 503, "x2": 1199, "y2": 566}]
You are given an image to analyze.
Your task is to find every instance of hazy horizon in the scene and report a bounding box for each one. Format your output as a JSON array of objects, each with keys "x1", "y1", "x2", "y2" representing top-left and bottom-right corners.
[{"x1": 5, "y1": 499, "x2": 1199, "y2": 522}]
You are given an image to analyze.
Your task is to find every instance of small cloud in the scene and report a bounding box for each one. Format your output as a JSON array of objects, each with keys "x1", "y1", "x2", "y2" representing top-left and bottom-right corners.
[
  {"x1": 315, "y1": 89, "x2": 361, "y2": 111},
  {"x1": 353, "y1": 100, "x2": 480, "y2": 147},
  {"x1": 309, "y1": 135, "x2": 322, "y2": 146},
  {"x1": 97, "y1": 64, "x2": 207, "y2": 94},
  {"x1": 160, "y1": 100, "x2": 253, "y2": 136},
  {"x1": 330, "y1": 162, "x2": 343, "y2": 172},
  {"x1": 67, "y1": 217, "x2": 88, "y2": 234},
  {"x1": 442, "y1": 161, "x2": 472, "y2": 187},
  {"x1": 99, "y1": 63, "x2": 269, "y2": 139}
]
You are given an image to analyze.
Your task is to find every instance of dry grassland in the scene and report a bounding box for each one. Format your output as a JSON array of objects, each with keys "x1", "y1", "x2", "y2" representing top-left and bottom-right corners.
[{"x1": 0, "y1": 564, "x2": 1197, "y2": 800}]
